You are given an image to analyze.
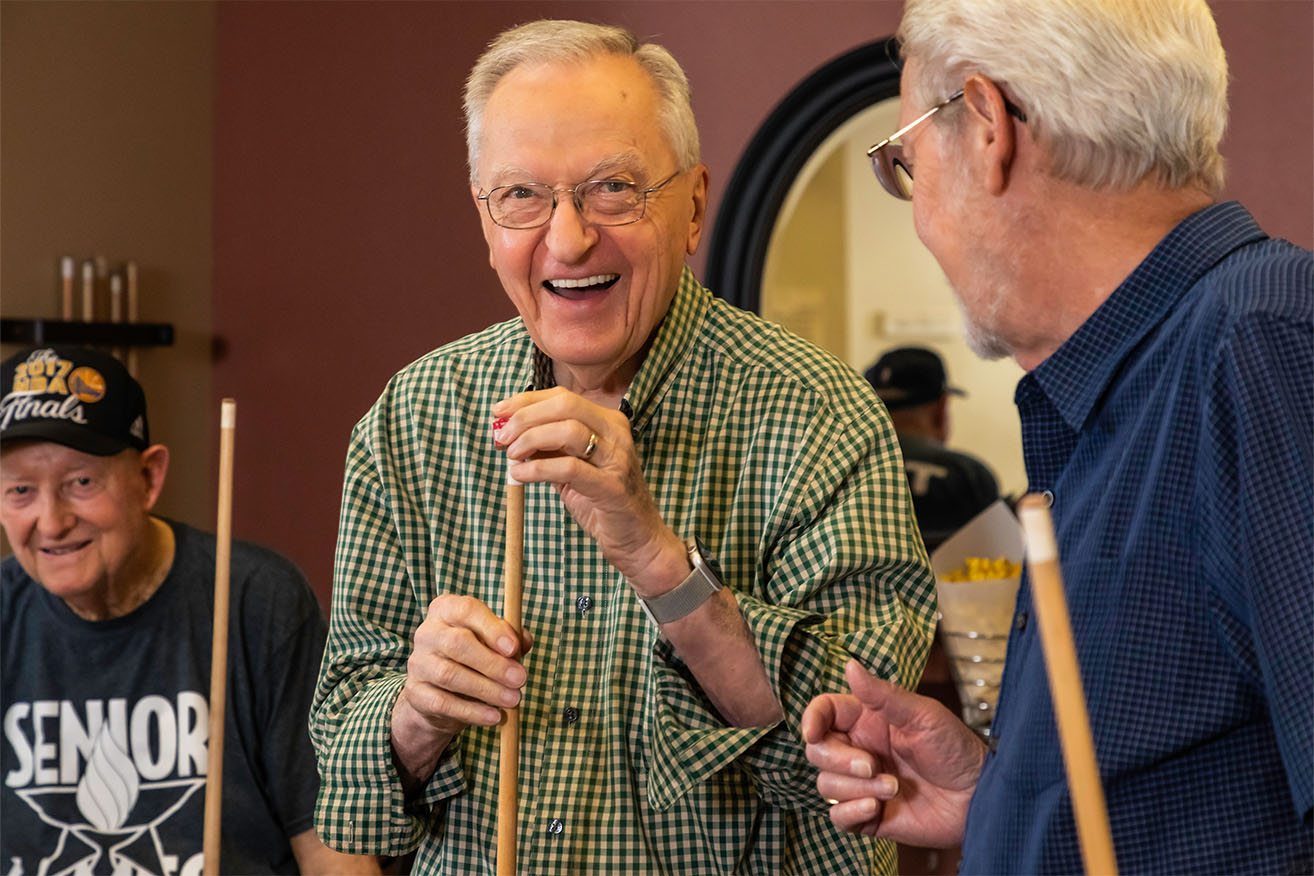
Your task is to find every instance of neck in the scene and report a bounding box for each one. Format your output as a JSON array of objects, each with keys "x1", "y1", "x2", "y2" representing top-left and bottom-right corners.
[
  {"x1": 1006, "y1": 181, "x2": 1213, "y2": 371},
  {"x1": 68, "y1": 516, "x2": 176, "y2": 621},
  {"x1": 552, "y1": 363, "x2": 633, "y2": 409},
  {"x1": 552, "y1": 336, "x2": 656, "y2": 409},
  {"x1": 890, "y1": 404, "x2": 945, "y2": 444}
]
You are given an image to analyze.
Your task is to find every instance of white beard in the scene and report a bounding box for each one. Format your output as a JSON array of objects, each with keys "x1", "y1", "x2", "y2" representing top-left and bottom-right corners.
[{"x1": 958, "y1": 290, "x2": 1013, "y2": 361}]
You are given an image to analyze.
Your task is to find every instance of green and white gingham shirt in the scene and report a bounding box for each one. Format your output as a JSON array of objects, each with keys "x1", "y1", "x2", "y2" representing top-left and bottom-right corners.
[{"x1": 311, "y1": 268, "x2": 936, "y2": 874}]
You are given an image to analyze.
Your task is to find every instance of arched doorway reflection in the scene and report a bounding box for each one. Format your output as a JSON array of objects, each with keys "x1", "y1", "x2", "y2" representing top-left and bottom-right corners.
[{"x1": 707, "y1": 39, "x2": 1025, "y2": 494}]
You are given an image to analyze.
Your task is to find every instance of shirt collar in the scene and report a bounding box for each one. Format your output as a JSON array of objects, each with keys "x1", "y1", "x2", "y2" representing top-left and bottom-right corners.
[
  {"x1": 1026, "y1": 201, "x2": 1267, "y2": 431},
  {"x1": 526, "y1": 265, "x2": 709, "y2": 431},
  {"x1": 624, "y1": 266, "x2": 708, "y2": 433}
]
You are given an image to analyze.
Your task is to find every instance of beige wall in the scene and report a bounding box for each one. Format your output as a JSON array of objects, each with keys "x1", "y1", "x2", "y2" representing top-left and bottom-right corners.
[{"x1": 1, "y1": 1, "x2": 216, "y2": 528}]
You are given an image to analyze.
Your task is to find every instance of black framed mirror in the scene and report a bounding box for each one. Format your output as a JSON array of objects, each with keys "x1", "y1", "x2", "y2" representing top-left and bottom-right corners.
[
  {"x1": 705, "y1": 37, "x2": 901, "y2": 313},
  {"x1": 704, "y1": 36, "x2": 1028, "y2": 499}
]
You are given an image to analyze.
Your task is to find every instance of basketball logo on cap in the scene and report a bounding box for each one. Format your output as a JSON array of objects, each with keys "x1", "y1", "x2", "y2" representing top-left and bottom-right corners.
[{"x1": 68, "y1": 367, "x2": 107, "y2": 403}]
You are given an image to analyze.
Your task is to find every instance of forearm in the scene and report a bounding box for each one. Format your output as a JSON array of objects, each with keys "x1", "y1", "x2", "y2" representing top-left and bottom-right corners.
[
  {"x1": 290, "y1": 828, "x2": 382, "y2": 875},
  {"x1": 630, "y1": 533, "x2": 782, "y2": 728},
  {"x1": 661, "y1": 588, "x2": 784, "y2": 727}
]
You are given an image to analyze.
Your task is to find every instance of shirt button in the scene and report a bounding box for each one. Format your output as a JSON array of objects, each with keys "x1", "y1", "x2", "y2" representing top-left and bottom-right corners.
[
  {"x1": 1015, "y1": 611, "x2": 1029, "y2": 631},
  {"x1": 547, "y1": 818, "x2": 564, "y2": 835},
  {"x1": 576, "y1": 595, "x2": 592, "y2": 614},
  {"x1": 563, "y1": 706, "x2": 579, "y2": 724},
  {"x1": 1041, "y1": 489, "x2": 1054, "y2": 507}
]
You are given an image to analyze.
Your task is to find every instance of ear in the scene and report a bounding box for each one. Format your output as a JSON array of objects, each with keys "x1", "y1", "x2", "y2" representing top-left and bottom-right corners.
[
  {"x1": 472, "y1": 185, "x2": 498, "y2": 270},
  {"x1": 138, "y1": 444, "x2": 170, "y2": 511},
  {"x1": 685, "y1": 164, "x2": 710, "y2": 256},
  {"x1": 961, "y1": 74, "x2": 1017, "y2": 196}
]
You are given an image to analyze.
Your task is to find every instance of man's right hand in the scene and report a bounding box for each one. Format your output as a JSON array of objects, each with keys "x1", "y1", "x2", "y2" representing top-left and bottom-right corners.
[
  {"x1": 801, "y1": 659, "x2": 986, "y2": 848},
  {"x1": 390, "y1": 594, "x2": 531, "y2": 790}
]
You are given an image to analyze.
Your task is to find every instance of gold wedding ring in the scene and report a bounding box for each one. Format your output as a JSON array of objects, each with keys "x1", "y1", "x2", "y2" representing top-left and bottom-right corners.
[{"x1": 583, "y1": 431, "x2": 599, "y2": 461}]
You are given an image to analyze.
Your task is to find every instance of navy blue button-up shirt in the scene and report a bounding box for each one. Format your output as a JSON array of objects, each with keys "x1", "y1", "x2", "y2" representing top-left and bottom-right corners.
[{"x1": 961, "y1": 203, "x2": 1312, "y2": 874}]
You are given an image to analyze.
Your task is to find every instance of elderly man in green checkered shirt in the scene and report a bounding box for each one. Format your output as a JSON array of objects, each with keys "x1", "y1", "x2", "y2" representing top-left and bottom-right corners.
[{"x1": 309, "y1": 19, "x2": 936, "y2": 875}]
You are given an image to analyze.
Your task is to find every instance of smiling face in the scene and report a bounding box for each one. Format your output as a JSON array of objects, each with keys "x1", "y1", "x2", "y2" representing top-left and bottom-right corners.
[
  {"x1": 471, "y1": 54, "x2": 708, "y2": 394},
  {"x1": 1, "y1": 441, "x2": 167, "y2": 615}
]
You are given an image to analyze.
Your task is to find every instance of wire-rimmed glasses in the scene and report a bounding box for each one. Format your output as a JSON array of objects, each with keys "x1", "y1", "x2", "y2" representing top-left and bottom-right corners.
[
  {"x1": 477, "y1": 171, "x2": 682, "y2": 229},
  {"x1": 867, "y1": 89, "x2": 1027, "y2": 200},
  {"x1": 867, "y1": 90, "x2": 965, "y2": 201}
]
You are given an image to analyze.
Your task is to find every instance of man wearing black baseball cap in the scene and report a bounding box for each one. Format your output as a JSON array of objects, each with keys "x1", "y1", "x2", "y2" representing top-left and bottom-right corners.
[
  {"x1": 0, "y1": 346, "x2": 378, "y2": 874},
  {"x1": 865, "y1": 346, "x2": 999, "y2": 553}
]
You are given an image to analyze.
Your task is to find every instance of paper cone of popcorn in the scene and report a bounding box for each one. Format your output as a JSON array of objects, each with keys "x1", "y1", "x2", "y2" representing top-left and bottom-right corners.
[{"x1": 930, "y1": 500, "x2": 1024, "y2": 736}]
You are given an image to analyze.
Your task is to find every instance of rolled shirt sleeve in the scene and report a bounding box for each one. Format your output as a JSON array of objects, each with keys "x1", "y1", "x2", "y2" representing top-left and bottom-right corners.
[{"x1": 646, "y1": 378, "x2": 934, "y2": 813}]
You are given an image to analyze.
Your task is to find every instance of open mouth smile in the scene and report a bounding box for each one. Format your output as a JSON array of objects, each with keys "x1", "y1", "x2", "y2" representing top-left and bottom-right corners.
[{"x1": 543, "y1": 274, "x2": 620, "y2": 300}]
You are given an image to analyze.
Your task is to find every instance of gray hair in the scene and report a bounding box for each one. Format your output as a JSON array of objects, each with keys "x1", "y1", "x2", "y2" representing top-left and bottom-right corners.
[
  {"x1": 463, "y1": 20, "x2": 700, "y2": 183},
  {"x1": 898, "y1": 0, "x2": 1229, "y2": 194}
]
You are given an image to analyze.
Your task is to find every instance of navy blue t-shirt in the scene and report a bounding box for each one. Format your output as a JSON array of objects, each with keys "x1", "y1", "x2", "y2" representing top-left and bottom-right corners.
[{"x1": 2, "y1": 520, "x2": 326, "y2": 875}]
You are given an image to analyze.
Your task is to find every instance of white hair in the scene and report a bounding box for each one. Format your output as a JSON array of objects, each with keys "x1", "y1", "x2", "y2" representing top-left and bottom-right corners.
[
  {"x1": 898, "y1": 0, "x2": 1229, "y2": 194},
  {"x1": 463, "y1": 19, "x2": 700, "y2": 183}
]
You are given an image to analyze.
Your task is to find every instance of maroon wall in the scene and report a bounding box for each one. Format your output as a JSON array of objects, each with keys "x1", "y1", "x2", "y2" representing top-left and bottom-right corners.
[{"x1": 214, "y1": 1, "x2": 1312, "y2": 605}]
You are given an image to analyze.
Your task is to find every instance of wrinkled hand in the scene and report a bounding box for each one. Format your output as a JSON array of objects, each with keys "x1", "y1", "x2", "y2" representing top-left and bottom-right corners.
[
  {"x1": 492, "y1": 387, "x2": 684, "y2": 591},
  {"x1": 801, "y1": 660, "x2": 985, "y2": 847},
  {"x1": 397, "y1": 594, "x2": 532, "y2": 739}
]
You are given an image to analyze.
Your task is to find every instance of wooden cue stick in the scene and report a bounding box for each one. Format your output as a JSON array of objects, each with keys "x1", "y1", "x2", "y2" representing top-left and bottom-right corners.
[
  {"x1": 497, "y1": 470, "x2": 525, "y2": 876},
  {"x1": 80, "y1": 260, "x2": 95, "y2": 322},
  {"x1": 203, "y1": 399, "x2": 237, "y2": 876},
  {"x1": 110, "y1": 272, "x2": 125, "y2": 363},
  {"x1": 126, "y1": 261, "x2": 139, "y2": 377},
  {"x1": 60, "y1": 257, "x2": 75, "y2": 320},
  {"x1": 1017, "y1": 494, "x2": 1118, "y2": 875}
]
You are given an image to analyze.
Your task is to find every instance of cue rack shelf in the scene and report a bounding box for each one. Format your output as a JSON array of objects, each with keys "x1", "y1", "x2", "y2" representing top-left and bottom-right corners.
[{"x1": 0, "y1": 318, "x2": 174, "y2": 347}]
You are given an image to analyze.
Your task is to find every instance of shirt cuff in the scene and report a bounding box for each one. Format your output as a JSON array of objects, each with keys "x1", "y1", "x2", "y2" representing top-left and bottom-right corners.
[
  {"x1": 646, "y1": 600, "x2": 837, "y2": 812},
  {"x1": 314, "y1": 674, "x2": 465, "y2": 854}
]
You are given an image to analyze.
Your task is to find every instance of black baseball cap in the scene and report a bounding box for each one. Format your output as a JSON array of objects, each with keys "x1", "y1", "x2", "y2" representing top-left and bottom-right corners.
[
  {"x1": 0, "y1": 346, "x2": 149, "y2": 455},
  {"x1": 864, "y1": 346, "x2": 965, "y2": 410}
]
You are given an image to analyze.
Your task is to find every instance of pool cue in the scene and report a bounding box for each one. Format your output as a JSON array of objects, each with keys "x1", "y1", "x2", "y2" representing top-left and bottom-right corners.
[
  {"x1": 1017, "y1": 494, "x2": 1118, "y2": 875},
  {"x1": 494, "y1": 420, "x2": 524, "y2": 876},
  {"x1": 80, "y1": 260, "x2": 95, "y2": 322},
  {"x1": 60, "y1": 257, "x2": 75, "y2": 320},
  {"x1": 125, "y1": 262, "x2": 140, "y2": 377},
  {"x1": 110, "y1": 271, "x2": 125, "y2": 363},
  {"x1": 203, "y1": 399, "x2": 237, "y2": 876}
]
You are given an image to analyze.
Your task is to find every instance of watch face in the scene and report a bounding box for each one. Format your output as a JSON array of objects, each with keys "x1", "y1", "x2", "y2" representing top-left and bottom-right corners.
[{"x1": 691, "y1": 536, "x2": 723, "y2": 580}]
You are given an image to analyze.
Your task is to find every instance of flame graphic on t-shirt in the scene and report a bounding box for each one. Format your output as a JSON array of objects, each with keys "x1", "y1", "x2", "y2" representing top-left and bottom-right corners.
[{"x1": 74, "y1": 726, "x2": 139, "y2": 830}]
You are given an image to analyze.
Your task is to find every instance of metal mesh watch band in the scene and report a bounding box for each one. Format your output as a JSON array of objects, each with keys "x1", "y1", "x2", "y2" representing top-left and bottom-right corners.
[{"x1": 639, "y1": 537, "x2": 723, "y2": 625}]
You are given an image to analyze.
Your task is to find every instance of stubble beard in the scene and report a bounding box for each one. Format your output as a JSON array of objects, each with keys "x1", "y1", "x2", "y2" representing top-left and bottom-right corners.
[{"x1": 957, "y1": 288, "x2": 1012, "y2": 361}]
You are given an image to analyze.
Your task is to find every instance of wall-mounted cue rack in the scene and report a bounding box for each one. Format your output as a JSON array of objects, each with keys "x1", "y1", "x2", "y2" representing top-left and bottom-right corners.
[
  {"x1": 2, "y1": 256, "x2": 175, "y2": 377},
  {"x1": 0, "y1": 318, "x2": 173, "y2": 347},
  {"x1": 1, "y1": 319, "x2": 173, "y2": 346}
]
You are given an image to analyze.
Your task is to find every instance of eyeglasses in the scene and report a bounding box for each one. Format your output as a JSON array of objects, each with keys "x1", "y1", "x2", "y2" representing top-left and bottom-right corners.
[
  {"x1": 477, "y1": 171, "x2": 682, "y2": 229},
  {"x1": 867, "y1": 89, "x2": 1027, "y2": 200}
]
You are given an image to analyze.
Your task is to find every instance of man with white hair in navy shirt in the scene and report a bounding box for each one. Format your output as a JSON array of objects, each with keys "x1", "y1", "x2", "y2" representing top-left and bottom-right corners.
[{"x1": 803, "y1": 1, "x2": 1312, "y2": 873}]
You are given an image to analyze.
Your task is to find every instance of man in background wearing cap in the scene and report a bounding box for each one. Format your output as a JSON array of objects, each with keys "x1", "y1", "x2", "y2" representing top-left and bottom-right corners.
[
  {"x1": 0, "y1": 346, "x2": 378, "y2": 875},
  {"x1": 865, "y1": 346, "x2": 998, "y2": 553}
]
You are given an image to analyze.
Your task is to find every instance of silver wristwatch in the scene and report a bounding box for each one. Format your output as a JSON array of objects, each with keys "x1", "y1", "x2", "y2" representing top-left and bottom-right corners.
[{"x1": 639, "y1": 537, "x2": 723, "y2": 626}]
